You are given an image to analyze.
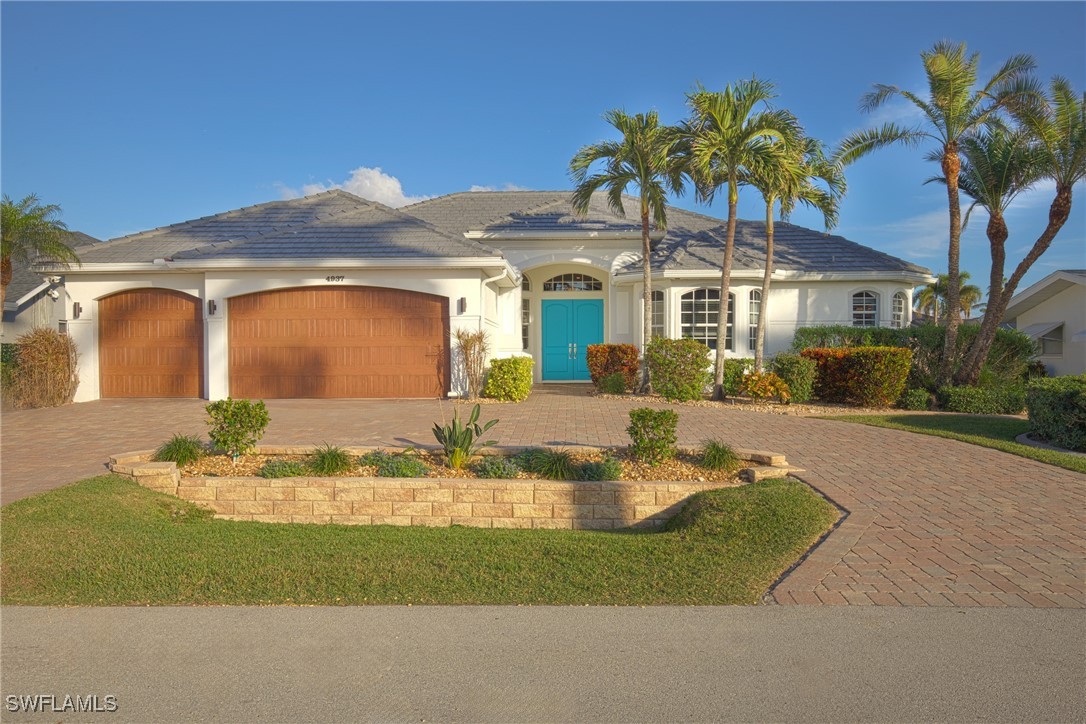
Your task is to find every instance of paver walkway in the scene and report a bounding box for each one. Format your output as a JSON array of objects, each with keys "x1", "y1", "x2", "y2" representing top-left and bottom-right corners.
[{"x1": 2, "y1": 385, "x2": 1083, "y2": 608}]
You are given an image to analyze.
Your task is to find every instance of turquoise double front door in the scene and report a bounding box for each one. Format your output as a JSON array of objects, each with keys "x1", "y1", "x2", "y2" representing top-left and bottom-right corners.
[{"x1": 541, "y1": 299, "x2": 603, "y2": 381}]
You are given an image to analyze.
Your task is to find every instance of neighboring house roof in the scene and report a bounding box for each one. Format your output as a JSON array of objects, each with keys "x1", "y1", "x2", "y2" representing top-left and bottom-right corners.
[
  {"x1": 5, "y1": 231, "x2": 100, "y2": 308},
  {"x1": 1004, "y1": 269, "x2": 1086, "y2": 321}
]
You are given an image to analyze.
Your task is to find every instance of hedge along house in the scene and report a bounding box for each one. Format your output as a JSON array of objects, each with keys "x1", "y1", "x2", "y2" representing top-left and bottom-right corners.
[{"x1": 52, "y1": 189, "x2": 933, "y2": 402}]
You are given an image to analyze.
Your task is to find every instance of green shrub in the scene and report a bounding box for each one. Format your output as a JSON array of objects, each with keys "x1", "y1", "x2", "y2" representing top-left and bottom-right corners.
[
  {"x1": 578, "y1": 454, "x2": 623, "y2": 481},
  {"x1": 645, "y1": 338, "x2": 711, "y2": 402},
  {"x1": 258, "y1": 460, "x2": 307, "y2": 479},
  {"x1": 627, "y1": 407, "x2": 678, "y2": 465},
  {"x1": 0, "y1": 342, "x2": 17, "y2": 393},
  {"x1": 205, "y1": 398, "x2": 270, "y2": 460},
  {"x1": 515, "y1": 448, "x2": 577, "y2": 480},
  {"x1": 898, "y1": 388, "x2": 932, "y2": 411},
  {"x1": 432, "y1": 403, "x2": 498, "y2": 469},
  {"x1": 801, "y1": 346, "x2": 912, "y2": 407},
  {"x1": 598, "y1": 372, "x2": 627, "y2": 394},
  {"x1": 483, "y1": 357, "x2": 534, "y2": 402},
  {"x1": 770, "y1": 353, "x2": 817, "y2": 403},
  {"x1": 308, "y1": 443, "x2": 355, "y2": 475},
  {"x1": 1026, "y1": 375, "x2": 1086, "y2": 452},
  {"x1": 719, "y1": 358, "x2": 755, "y2": 397},
  {"x1": 700, "y1": 440, "x2": 740, "y2": 472},
  {"x1": 153, "y1": 434, "x2": 206, "y2": 466},
  {"x1": 472, "y1": 455, "x2": 521, "y2": 479},
  {"x1": 792, "y1": 325, "x2": 909, "y2": 351},
  {"x1": 586, "y1": 344, "x2": 640, "y2": 389},
  {"x1": 939, "y1": 385, "x2": 1026, "y2": 415},
  {"x1": 740, "y1": 371, "x2": 791, "y2": 402},
  {"x1": 359, "y1": 450, "x2": 429, "y2": 478}
]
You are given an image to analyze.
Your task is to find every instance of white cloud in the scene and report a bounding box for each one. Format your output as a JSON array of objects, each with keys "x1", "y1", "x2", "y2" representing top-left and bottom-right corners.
[
  {"x1": 469, "y1": 183, "x2": 529, "y2": 192},
  {"x1": 277, "y1": 167, "x2": 431, "y2": 208}
]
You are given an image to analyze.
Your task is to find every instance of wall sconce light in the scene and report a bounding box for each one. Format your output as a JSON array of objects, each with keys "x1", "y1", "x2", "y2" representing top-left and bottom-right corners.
[
  {"x1": 72, "y1": 302, "x2": 82, "y2": 319},
  {"x1": 208, "y1": 300, "x2": 217, "y2": 316},
  {"x1": 457, "y1": 297, "x2": 467, "y2": 315}
]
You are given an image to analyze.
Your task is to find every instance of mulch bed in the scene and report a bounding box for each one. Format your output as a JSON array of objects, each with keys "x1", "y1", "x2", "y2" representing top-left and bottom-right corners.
[{"x1": 590, "y1": 391, "x2": 890, "y2": 416}]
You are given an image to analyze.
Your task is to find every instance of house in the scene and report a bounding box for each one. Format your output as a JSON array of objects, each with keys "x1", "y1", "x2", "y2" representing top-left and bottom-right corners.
[
  {"x1": 2, "y1": 231, "x2": 100, "y2": 340},
  {"x1": 50, "y1": 190, "x2": 933, "y2": 402},
  {"x1": 1004, "y1": 269, "x2": 1086, "y2": 376}
]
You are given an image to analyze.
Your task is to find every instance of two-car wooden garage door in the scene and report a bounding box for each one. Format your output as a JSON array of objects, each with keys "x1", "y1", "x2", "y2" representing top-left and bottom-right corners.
[{"x1": 98, "y1": 286, "x2": 449, "y2": 399}]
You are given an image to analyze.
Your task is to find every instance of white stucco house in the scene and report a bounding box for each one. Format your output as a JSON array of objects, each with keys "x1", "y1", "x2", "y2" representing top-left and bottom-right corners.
[
  {"x1": 1004, "y1": 269, "x2": 1086, "y2": 377},
  {"x1": 2, "y1": 232, "x2": 99, "y2": 340},
  {"x1": 46, "y1": 190, "x2": 933, "y2": 402}
]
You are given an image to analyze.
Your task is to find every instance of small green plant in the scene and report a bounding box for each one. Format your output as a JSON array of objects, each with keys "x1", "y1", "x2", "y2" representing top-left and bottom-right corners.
[
  {"x1": 360, "y1": 450, "x2": 430, "y2": 478},
  {"x1": 515, "y1": 448, "x2": 577, "y2": 480},
  {"x1": 483, "y1": 357, "x2": 534, "y2": 402},
  {"x1": 720, "y1": 358, "x2": 755, "y2": 397},
  {"x1": 308, "y1": 443, "x2": 355, "y2": 475},
  {"x1": 432, "y1": 403, "x2": 498, "y2": 469},
  {"x1": 700, "y1": 440, "x2": 740, "y2": 471},
  {"x1": 645, "y1": 338, "x2": 712, "y2": 402},
  {"x1": 899, "y1": 388, "x2": 932, "y2": 411},
  {"x1": 258, "y1": 460, "x2": 307, "y2": 479},
  {"x1": 627, "y1": 407, "x2": 679, "y2": 465},
  {"x1": 597, "y1": 372, "x2": 627, "y2": 394},
  {"x1": 578, "y1": 454, "x2": 623, "y2": 481},
  {"x1": 206, "y1": 398, "x2": 270, "y2": 461},
  {"x1": 153, "y1": 434, "x2": 206, "y2": 466},
  {"x1": 472, "y1": 455, "x2": 521, "y2": 479}
]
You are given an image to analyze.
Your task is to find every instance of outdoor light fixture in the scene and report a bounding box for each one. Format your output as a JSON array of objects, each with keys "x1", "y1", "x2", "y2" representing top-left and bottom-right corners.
[
  {"x1": 72, "y1": 302, "x2": 82, "y2": 319},
  {"x1": 457, "y1": 297, "x2": 467, "y2": 314},
  {"x1": 208, "y1": 300, "x2": 217, "y2": 316}
]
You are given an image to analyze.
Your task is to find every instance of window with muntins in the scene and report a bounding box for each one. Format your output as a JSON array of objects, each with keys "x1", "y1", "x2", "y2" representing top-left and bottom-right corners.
[
  {"x1": 543, "y1": 273, "x2": 602, "y2": 292},
  {"x1": 521, "y1": 299, "x2": 531, "y2": 351},
  {"x1": 852, "y1": 291, "x2": 879, "y2": 328},
  {"x1": 748, "y1": 289, "x2": 761, "y2": 350},
  {"x1": 1041, "y1": 324, "x2": 1064, "y2": 356},
  {"x1": 651, "y1": 290, "x2": 665, "y2": 338},
  {"x1": 892, "y1": 292, "x2": 907, "y2": 328},
  {"x1": 681, "y1": 289, "x2": 733, "y2": 351},
  {"x1": 521, "y1": 277, "x2": 531, "y2": 292}
]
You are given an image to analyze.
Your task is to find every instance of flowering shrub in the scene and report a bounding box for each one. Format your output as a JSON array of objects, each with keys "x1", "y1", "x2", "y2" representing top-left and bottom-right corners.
[
  {"x1": 801, "y1": 346, "x2": 912, "y2": 407},
  {"x1": 740, "y1": 371, "x2": 791, "y2": 402},
  {"x1": 586, "y1": 344, "x2": 640, "y2": 390},
  {"x1": 645, "y1": 338, "x2": 711, "y2": 402}
]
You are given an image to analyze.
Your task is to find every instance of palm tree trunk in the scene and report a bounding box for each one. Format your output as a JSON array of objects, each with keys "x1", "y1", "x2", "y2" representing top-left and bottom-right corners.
[
  {"x1": 939, "y1": 147, "x2": 963, "y2": 386},
  {"x1": 0, "y1": 255, "x2": 11, "y2": 310},
  {"x1": 955, "y1": 185, "x2": 1073, "y2": 385},
  {"x1": 754, "y1": 199, "x2": 775, "y2": 371},
  {"x1": 712, "y1": 178, "x2": 738, "y2": 400},
  {"x1": 640, "y1": 206, "x2": 653, "y2": 393},
  {"x1": 956, "y1": 211, "x2": 1008, "y2": 385}
]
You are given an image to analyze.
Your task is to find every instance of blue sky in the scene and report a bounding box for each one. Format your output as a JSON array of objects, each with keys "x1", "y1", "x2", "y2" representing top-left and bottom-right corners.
[{"x1": 3, "y1": 1, "x2": 1084, "y2": 290}]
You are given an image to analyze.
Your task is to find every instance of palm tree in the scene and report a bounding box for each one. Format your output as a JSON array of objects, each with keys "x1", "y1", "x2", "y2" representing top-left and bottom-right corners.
[
  {"x1": 683, "y1": 79, "x2": 800, "y2": 398},
  {"x1": 1, "y1": 194, "x2": 80, "y2": 309},
  {"x1": 914, "y1": 272, "x2": 983, "y2": 322},
  {"x1": 837, "y1": 41, "x2": 1036, "y2": 384},
  {"x1": 747, "y1": 136, "x2": 845, "y2": 370},
  {"x1": 956, "y1": 77, "x2": 1086, "y2": 384},
  {"x1": 570, "y1": 109, "x2": 686, "y2": 392}
]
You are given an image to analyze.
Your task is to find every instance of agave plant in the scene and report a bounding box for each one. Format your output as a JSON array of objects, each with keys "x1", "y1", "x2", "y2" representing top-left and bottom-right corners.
[{"x1": 432, "y1": 403, "x2": 498, "y2": 469}]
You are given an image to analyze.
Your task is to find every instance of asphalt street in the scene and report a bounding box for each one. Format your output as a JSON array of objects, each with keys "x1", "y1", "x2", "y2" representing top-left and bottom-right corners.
[{"x1": 1, "y1": 606, "x2": 1083, "y2": 723}]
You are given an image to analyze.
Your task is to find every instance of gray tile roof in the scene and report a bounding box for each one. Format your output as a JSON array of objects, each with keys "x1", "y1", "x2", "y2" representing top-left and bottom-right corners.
[
  {"x1": 404, "y1": 191, "x2": 643, "y2": 234},
  {"x1": 7, "y1": 231, "x2": 99, "y2": 303}
]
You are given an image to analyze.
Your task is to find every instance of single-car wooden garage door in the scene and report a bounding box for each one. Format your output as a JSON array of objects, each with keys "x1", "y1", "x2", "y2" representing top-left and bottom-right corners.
[
  {"x1": 98, "y1": 288, "x2": 203, "y2": 398},
  {"x1": 228, "y1": 286, "x2": 450, "y2": 399}
]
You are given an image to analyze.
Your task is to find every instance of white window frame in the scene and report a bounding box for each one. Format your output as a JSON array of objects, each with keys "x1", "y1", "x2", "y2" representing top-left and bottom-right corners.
[
  {"x1": 852, "y1": 290, "x2": 879, "y2": 328},
  {"x1": 542, "y1": 273, "x2": 602, "y2": 292},
  {"x1": 748, "y1": 289, "x2": 761, "y2": 351},
  {"x1": 681, "y1": 288, "x2": 733, "y2": 351},
  {"x1": 650, "y1": 290, "x2": 665, "y2": 339},
  {"x1": 891, "y1": 291, "x2": 907, "y2": 328}
]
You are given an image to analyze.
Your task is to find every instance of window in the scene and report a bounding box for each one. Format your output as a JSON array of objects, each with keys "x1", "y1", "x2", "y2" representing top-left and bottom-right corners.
[
  {"x1": 650, "y1": 290, "x2": 665, "y2": 339},
  {"x1": 542, "y1": 273, "x2": 602, "y2": 292},
  {"x1": 748, "y1": 289, "x2": 762, "y2": 351},
  {"x1": 852, "y1": 291, "x2": 879, "y2": 328},
  {"x1": 521, "y1": 277, "x2": 531, "y2": 292},
  {"x1": 892, "y1": 292, "x2": 907, "y2": 328},
  {"x1": 681, "y1": 289, "x2": 733, "y2": 350},
  {"x1": 1041, "y1": 324, "x2": 1064, "y2": 356},
  {"x1": 521, "y1": 299, "x2": 531, "y2": 351}
]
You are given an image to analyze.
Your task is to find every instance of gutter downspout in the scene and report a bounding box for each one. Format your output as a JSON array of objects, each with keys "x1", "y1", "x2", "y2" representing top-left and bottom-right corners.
[{"x1": 479, "y1": 268, "x2": 510, "y2": 332}]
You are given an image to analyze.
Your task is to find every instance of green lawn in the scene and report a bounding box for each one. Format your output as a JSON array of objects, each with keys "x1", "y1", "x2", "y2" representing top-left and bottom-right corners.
[
  {"x1": 822, "y1": 413, "x2": 1086, "y2": 475},
  {"x1": 0, "y1": 475, "x2": 838, "y2": 606}
]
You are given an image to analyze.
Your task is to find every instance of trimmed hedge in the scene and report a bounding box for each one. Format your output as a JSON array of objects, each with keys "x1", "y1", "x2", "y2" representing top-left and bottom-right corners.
[
  {"x1": 770, "y1": 353, "x2": 816, "y2": 403},
  {"x1": 801, "y1": 346, "x2": 912, "y2": 407},
  {"x1": 1026, "y1": 375, "x2": 1086, "y2": 452},
  {"x1": 586, "y1": 344, "x2": 640, "y2": 390},
  {"x1": 939, "y1": 385, "x2": 1026, "y2": 415},
  {"x1": 740, "y1": 371, "x2": 791, "y2": 402},
  {"x1": 645, "y1": 338, "x2": 711, "y2": 402},
  {"x1": 484, "y1": 357, "x2": 534, "y2": 402},
  {"x1": 898, "y1": 388, "x2": 932, "y2": 411}
]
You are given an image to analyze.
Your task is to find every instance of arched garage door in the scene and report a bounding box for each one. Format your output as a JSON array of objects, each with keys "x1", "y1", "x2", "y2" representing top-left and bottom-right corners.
[
  {"x1": 98, "y1": 288, "x2": 204, "y2": 398},
  {"x1": 228, "y1": 286, "x2": 450, "y2": 399}
]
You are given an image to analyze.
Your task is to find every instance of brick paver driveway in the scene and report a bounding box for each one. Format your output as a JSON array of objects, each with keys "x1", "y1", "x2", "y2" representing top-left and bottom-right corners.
[{"x1": 2, "y1": 386, "x2": 1083, "y2": 608}]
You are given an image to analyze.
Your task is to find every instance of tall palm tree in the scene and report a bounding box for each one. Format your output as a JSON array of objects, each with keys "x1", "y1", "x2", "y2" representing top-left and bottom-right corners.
[
  {"x1": 683, "y1": 79, "x2": 800, "y2": 398},
  {"x1": 570, "y1": 109, "x2": 686, "y2": 392},
  {"x1": 956, "y1": 77, "x2": 1086, "y2": 384},
  {"x1": 1, "y1": 193, "x2": 79, "y2": 309},
  {"x1": 747, "y1": 136, "x2": 845, "y2": 370},
  {"x1": 837, "y1": 41, "x2": 1036, "y2": 384},
  {"x1": 914, "y1": 272, "x2": 983, "y2": 322}
]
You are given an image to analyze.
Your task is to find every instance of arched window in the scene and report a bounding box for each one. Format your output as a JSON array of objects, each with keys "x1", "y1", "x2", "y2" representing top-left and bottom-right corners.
[
  {"x1": 651, "y1": 290, "x2": 665, "y2": 339},
  {"x1": 852, "y1": 291, "x2": 879, "y2": 328},
  {"x1": 542, "y1": 273, "x2": 602, "y2": 292},
  {"x1": 521, "y1": 277, "x2": 531, "y2": 292},
  {"x1": 748, "y1": 289, "x2": 762, "y2": 350},
  {"x1": 891, "y1": 292, "x2": 907, "y2": 328},
  {"x1": 521, "y1": 277, "x2": 531, "y2": 350},
  {"x1": 681, "y1": 289, "x2": 734, "y2": 350}
]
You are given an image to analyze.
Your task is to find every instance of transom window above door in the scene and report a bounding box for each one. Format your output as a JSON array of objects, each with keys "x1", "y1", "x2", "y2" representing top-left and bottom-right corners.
[{"x1": 543, "y1": 273, "x2": 602, "y2": 292}]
